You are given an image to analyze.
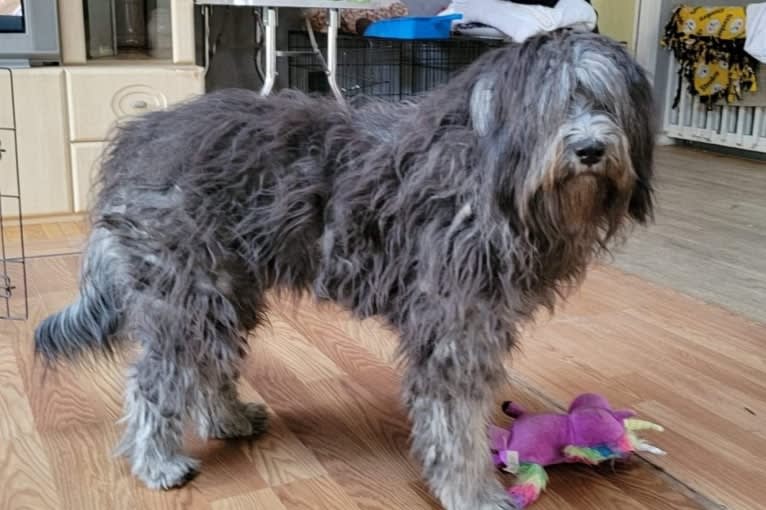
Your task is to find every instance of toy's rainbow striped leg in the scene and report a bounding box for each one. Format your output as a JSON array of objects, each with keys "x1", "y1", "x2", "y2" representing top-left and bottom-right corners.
[{"x1": 508, "y1": 463, "x2": 548, "y2": 509}]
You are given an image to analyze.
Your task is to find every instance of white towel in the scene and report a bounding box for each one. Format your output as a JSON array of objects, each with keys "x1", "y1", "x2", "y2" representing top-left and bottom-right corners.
[
  {"x1": 746, "y1": 2, "x2": 766, "y2": 63},
  {"x1": 438, "y1": 0, "x2": 597, "y2": 42}
]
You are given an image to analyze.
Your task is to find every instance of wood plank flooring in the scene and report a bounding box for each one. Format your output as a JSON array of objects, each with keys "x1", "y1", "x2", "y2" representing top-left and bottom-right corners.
[
  {"x1": 1, "y1": 257, "x2": 715, "y2": 510},
  {"x1": 0, "y1": 145, "x2": 764, "y2": 509},
  {"x1": 613, "y1": 145, "x2": 766, "y2": 323}
]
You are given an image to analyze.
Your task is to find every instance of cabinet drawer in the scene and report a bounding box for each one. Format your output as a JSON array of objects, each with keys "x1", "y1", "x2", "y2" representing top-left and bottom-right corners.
[
  {"x1": 71, "y1": 141, "x2": 107, "y2": 213},
  {"x1": 66, "y1": 66, "x2": 204, "y2": 142},
  {"x1": 0, "y1": 70, "x2": 13, "y2": 129},
  {"x1": 0, "y1": 129, "x2": 19, "y2": 198}
]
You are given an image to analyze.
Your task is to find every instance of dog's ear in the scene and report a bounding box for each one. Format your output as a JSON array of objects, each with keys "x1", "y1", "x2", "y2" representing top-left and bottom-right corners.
[
  {"x1": 469, "y1": 75, "x2": 496, "y2": 136},
  {"x1": 628, "y1": 175, "x2": 654, "y2": 224}
]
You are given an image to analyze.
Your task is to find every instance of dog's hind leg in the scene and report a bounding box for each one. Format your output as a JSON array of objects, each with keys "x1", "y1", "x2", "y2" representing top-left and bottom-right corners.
[
  {"x1": 192, "y1": 331, "x2": 269, "y2": 440},
  {"x1": 117, "y1": 319, "x2": 201, "y2": 490},
  {"x1": 195, "y1": 377, "x2": 269, "y2": 440},
  {"x1": 402, "y1": 317, "x2": 517, "y2": 510},
  {"x1": 118, "y1": 286, "x2": 269, "y2": 489}
]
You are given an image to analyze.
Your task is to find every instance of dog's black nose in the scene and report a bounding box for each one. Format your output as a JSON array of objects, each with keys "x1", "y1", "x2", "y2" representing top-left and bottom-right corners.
[{"x1": 575, "y1": 142, "x2": 606, "y2": 166}]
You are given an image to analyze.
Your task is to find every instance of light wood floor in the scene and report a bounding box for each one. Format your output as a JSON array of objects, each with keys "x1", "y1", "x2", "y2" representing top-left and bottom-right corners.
[
  {"x1": 614, "y1": 146, "x2": 766, "y2": 323},
  {"x1": 0, "y1": 146, "x2": 764, "y2": 510}
]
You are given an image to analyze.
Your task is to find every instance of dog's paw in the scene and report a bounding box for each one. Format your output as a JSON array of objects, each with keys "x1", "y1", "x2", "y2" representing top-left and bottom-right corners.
[
  {"x1": 240, "y1": 402, "x2": 270, "y2": 436},
  {"x1": 208, "y1": 402, "x2": 269, "y2": 440},
  {"x1": 484, "y1": 501, "x2": 520, "y2": 510},
  {"x1": 475, "y1": 481, "x2": 522, "y2": 510},
  {"x1": 441, "y1": 480, "x2": 519, "y2": 510},
  {"x1": 478, "y1": 494, "x2": 520, "y2": 510},
  {"x1": 137, "y1": 455, "x2": 200, "y2": 490}
]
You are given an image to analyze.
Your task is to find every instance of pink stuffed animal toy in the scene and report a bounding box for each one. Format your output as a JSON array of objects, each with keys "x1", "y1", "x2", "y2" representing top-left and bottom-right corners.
[{"x1": 489, "y1": 393, "x2": 665, "y2": 508}]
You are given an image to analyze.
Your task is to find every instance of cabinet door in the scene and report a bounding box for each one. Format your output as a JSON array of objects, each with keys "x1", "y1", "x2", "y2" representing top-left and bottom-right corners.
[
  {"x1": 66, "y1": 66, "x2": 204, "y2": 142},
  {"x1": 0, "y1": 129, "x2": 19, "y2": 199},
  {"x1": 11, "y1": 68, "x2": 72, "y2": 216},
  {"x1": 70, "y1": 142, "x2": 107, "y2": 213},
  {"x1": 0, "y1": 70, "x2": 12, "y2": 129}
]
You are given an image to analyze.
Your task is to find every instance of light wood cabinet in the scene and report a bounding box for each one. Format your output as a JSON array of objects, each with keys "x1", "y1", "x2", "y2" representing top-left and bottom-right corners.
[
  {"x1": 0, "y1": 69, "x2": 18, "y2": 213},
  {"x1": 8, "y1": 2, "x2": 205, "y2": 218},
  {"x1": 58, "y1": 0, "x2": 196, "y2": 65},
  {"x1": 71, "y1": 142, "x2": 107, "y2": 213},
  {"x1": 7, "y1": 66, "x2": 203, "y2": 217},
  {"x1": 57, "y1": 0, "x2": 88, "y2": 64},
  {"x1": 64, "y1": 66, "x2": 204, "y2": 213},
  {"x1": 0, "y1": 70, "x2": 13, "y2": 129},
  {"x1": 0, "y1": 129, "x2": 19, "y2": 199},
  {"x1": 62, "y1": 66, "x2": 204, "y2": 215},
  {"x1": 171, "y1": 0, "x2": 197, "y2": 65},
  {"x1": 66, "y1": 66, "x2": 204, "y2": 142},
  {"x1": 9, "y1": 68, "x2": 72, "y2": 216}
]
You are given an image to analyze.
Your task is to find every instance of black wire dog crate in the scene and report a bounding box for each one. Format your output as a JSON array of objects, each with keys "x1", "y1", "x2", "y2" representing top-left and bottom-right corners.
[
  {"x1": 0, "y1": 187, "x2": 27, "y2": 321},
  {"x1": 0, "y1": 70, "x2": 28, "y2": 321},
  {"x1": 288, "y1": 31, "x2": 505, "y2": 100}
]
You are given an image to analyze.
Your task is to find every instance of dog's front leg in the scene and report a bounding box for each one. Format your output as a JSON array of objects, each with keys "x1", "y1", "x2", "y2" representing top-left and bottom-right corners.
[{"x1": 402, "y1": 323, "x2": 516, "y2": 510}]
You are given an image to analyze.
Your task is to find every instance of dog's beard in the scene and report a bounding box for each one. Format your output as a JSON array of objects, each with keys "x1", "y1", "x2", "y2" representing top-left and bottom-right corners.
[
  {"x1": 554, "y1": 169, "x2": 629, "y2": 239},
  {"x1": 540, "y1": 123, "x2": 636, "y2": 234},
  {"x1": 559, "y1": 172, "x2": 610, "y2": 233},
  {"x1": 515, "y1": 147, "x2": 636, "y2": 293}
]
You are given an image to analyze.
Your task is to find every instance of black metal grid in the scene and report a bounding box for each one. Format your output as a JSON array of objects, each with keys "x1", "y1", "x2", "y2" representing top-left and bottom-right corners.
[
  {"x1": 0, "y1": 70, "x2": 28, "y2": 321},
  {"x1": 288, "y1": 31, "x2": 505, "y2": 100}
]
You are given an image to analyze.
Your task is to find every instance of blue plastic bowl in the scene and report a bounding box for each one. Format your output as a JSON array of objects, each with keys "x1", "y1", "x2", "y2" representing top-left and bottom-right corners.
[{"x1": 363, "y1": 14, "x2": 462, "y2": 40}]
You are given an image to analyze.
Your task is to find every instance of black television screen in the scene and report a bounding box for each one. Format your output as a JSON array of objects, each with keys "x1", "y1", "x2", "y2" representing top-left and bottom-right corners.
[{"x1": 0, "y1": 0, "x2": 24, "y2": 33}]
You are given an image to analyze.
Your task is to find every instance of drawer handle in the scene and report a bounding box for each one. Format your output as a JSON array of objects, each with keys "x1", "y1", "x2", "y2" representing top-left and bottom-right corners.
[{"x1": 132, "y1": 100, "x2": 149, "y2": 109}]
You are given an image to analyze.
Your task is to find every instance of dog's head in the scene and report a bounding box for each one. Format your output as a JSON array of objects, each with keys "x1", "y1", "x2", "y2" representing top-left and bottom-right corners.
[{"x1": 468, "y1": 31, "x2": 655, "y2": 244}]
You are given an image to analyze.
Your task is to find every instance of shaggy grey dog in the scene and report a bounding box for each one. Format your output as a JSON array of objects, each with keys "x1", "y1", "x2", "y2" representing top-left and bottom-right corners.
[{"x1": 35, "y1": 29, "x2": 654, "y2": 510}]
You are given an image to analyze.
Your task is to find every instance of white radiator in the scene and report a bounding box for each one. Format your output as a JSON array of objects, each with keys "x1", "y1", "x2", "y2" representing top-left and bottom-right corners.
[{"x1": 663, "y1": 58, "x2": 766, "y2": 153}]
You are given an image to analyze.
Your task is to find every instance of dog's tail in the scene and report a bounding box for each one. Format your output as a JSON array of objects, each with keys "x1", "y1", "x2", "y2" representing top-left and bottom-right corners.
[
  {"x1": 34, "y1": 280, "x2": 123, "y2": 363},
  {"x1": 34, "y1": 232, "x2": 125, "y2": 363}
]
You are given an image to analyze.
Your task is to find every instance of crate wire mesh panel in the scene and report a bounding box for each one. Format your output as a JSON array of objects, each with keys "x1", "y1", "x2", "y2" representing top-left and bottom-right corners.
[
  {"x1": 663, "y1": 58, "x2": 766, "y2": 154},
  {"x1": 288, "y1": 31, "x2": 505, "y2": 100},
  {"x1": 0, "y1": 173, "x2": 27, "y2": 321},
  {"x1": 0, "y1": 70, "x2": 29, "y2": 321}
]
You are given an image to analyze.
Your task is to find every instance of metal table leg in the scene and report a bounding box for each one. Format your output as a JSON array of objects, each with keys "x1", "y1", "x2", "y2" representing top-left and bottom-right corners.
[
  {"x1": 261, "y1": 7, "x2": 278, "y2": 96},
  {"x1": 202, "y1": 5, "x2": 211, "y2": 74},
  {"x1": 203, "y1": 3, "x2": 343, "y2": 101},
  {"x1": 326, "y1": 8, "x2": 344, "y2": 102}
]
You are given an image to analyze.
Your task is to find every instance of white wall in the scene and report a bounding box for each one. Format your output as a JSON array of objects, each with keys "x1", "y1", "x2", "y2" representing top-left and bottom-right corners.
[{"x1": 592, "y1": 0, "x2": 639, "y2": 48}]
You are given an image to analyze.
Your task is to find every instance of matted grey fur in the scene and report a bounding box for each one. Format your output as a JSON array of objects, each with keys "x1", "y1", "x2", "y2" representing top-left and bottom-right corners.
[{"x1": 35, "y1": 29, "x2": 655, "y2": 510}]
